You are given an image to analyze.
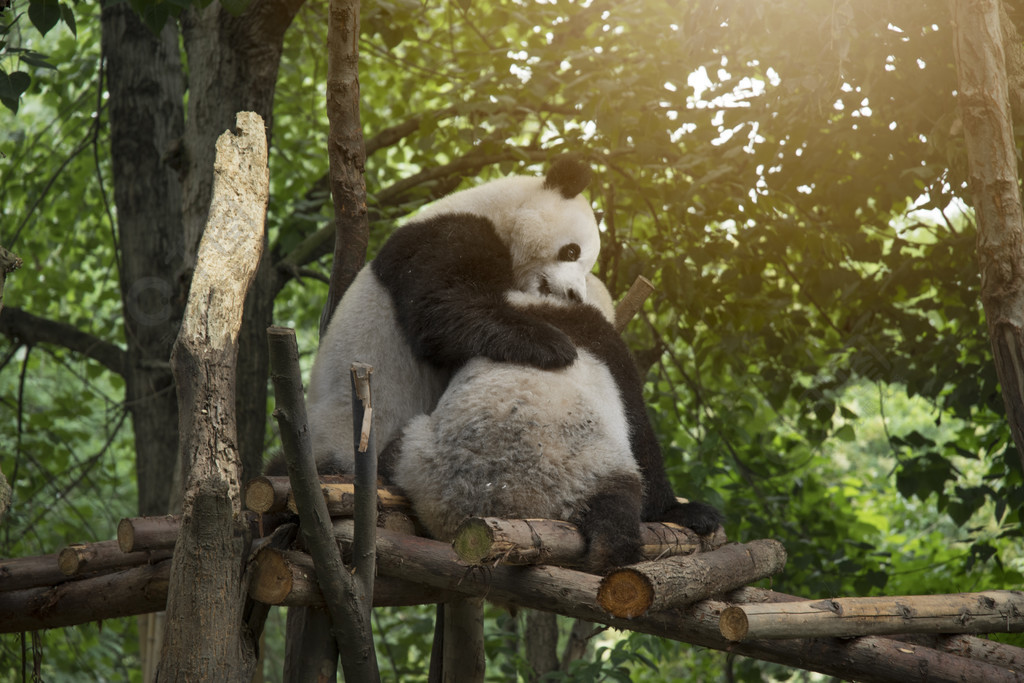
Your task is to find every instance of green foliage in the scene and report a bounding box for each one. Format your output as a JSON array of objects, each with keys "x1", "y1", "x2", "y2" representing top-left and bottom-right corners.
[{"x1": 3, "y1": 0, "x2": 1024, "y2": 678}]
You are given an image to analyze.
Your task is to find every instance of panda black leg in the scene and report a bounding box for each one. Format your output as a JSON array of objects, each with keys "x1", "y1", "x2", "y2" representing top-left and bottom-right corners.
[
  {"x1": 575, "y1": 473, "x2": 644, "y2": 573},
  {"x1": 657, "y1": 500, "x2": 724, "y2": 536}
]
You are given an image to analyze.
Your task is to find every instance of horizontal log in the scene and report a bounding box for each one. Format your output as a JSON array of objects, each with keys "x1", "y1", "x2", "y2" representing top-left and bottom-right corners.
[
  {"x1": 330, "y1": 522, "x2": 1021, "y2": 683},
  {"x1": 452, "y1": 517, "x2": 724, "y2": 567},
  {"x1": 249, "y1": 546, "x2": 459, "y2": 607},
  {"x1": 1, "y1": 552, "x2": 71, "y2": 593},
  {"x1": 58, "y1": 540, "x2": 171, "y2": 577},
  {"x1": 116, "y1": 511, "x2": 292, "y2": 552},
  {"x1": 118, "y1": 515, "x2": 181, "y2": 553},
  {"x1": 245, "y1": 476, "x2": 412, "y2": 517},
  {"x1": 720, "y1": 590, "x2": 1024, "y2": 641},
  {"x1": 597, "y1": 539, "x2": 787, "y2": 618},
  {"x1": 0, "y1": 560, "x2": 171, "y2": 633},
  {"x1": 287, "y1": 481, "x2": 411, "y2": 517}
]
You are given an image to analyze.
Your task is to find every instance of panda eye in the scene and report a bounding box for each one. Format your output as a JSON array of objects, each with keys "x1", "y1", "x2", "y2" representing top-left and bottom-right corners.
[{"x1": 558, "y1": 243, "x2": 581, "y2": 262}]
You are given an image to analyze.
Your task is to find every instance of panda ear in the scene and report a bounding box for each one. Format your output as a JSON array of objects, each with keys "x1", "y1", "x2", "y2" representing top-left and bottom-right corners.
[{"x1": 543, "y1": 156, "x2": 592, "y2": 198}]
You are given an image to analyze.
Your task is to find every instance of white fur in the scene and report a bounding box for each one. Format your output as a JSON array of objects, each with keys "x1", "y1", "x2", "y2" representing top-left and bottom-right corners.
[
  {"x1": 413, "y1": 174, "x2": 600, "y2": 302},
  {"x1": 392, "y1": 276, "x2": 638, "y2": 541},
  {"x1": 306, "y1": 169, "x2": 601, "y2": 473},
  {"x1": 306, "y1": 268, "x2": 450, "y2": 470}
]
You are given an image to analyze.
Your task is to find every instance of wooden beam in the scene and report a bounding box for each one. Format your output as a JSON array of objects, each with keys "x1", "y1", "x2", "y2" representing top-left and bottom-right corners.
[
  {"x1": 452, "y1": 517, "x2": 722, "y2": 567},
  {"x1": 720, "y1": 591, "x2": 1024, "y2": 641}
]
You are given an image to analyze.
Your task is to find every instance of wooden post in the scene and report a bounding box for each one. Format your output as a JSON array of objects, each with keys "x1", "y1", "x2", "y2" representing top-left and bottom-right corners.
[
  {"x1": 267, "y1": 327, "x2": 380, "y2": 681},
  {"x1": 156, "y1": 111, "x2": 268, "y2": 683},
  {"x1": 719, "y1": 591, "x2": 1024, "y2": 641}
]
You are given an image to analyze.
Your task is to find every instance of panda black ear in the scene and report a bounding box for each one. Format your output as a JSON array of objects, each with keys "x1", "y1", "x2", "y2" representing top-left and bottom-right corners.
[{"x1": 543, "y1": 156, "x2": 592, "y2": 198}]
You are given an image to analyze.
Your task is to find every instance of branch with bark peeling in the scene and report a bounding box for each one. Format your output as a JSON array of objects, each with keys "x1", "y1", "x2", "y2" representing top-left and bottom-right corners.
[{"x1": 157, "y1": 111, "x2": 269, "y2": 682}]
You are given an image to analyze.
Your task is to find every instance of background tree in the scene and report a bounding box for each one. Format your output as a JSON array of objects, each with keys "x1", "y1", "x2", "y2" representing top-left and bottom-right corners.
[{"x1": 1, "y1": 0, "x2": 1022, "y2": 679}]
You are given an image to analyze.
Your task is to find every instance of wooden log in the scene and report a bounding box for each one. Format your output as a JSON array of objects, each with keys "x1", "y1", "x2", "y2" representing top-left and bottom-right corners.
[
  {"x1": 58, "y1": 540, "x2": 171, "y2": 577},
  {"x1": 0, "y1": 552, "x2": 69, "y2": 593},
  {"x1": 248, "y1": 546, "x2": 458, "y2": 607},
  {"x1": 597, "y1": 539, "x2": 786, "y2": 618},
  {"x1": 0, "y1": 560, "x2": 171, "y2": 633},
  {"x1": 613, "y1": 275, "x2": 655, "y2": 332},
  {"x1": 720, "y1": 590, "x2": 1024, "y2": 641},
  {"x1": 452, "y1": 517, "x2": 721, "y2": 567},
  {"x1": 286, "y1": 481, "x2": 411, "y2": 517},
  {"x1": 244, "y1": 476, "x2": 293, "y2": 514},
  {"x1": 330, "y1": 522, "x2": 1022, "y2": 683},
  {"x1": 118, "y1": 515, "x2": 181, "y2": 552}
]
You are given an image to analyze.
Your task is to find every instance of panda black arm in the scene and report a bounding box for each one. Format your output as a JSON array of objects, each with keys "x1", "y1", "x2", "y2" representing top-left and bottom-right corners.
[{"x1": 372, "y1": 213, "x2": 577, "y2": 370}]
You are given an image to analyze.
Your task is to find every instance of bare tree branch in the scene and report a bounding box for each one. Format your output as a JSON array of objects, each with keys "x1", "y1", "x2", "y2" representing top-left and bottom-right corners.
[{"x1": 0, "y1": 307, "x2": 127, "y2": 377}]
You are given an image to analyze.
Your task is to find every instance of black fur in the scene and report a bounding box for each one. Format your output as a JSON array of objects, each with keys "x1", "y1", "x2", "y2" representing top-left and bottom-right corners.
[
  {"x1": 372, "y1": 212, "x2": 578, "y2": 371},
  {"x1": 519, "y1": 299, "x2": 724, "y2": 539},
  {"x1": 543, "y1": 156, "x2": 592, "y2": 199}
]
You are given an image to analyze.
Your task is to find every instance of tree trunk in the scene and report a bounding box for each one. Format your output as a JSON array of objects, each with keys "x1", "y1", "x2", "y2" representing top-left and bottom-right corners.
[
  {"x1": 100, "y1": 0, "x2": 187, "y2": 520},
  {"x1": 953, "y1": 0, "x2": 1024, "y2": 474},
  {"x1": 156, "y1": 112, "x2": 269, "y2": 682},
  {"x1": 321, "y1": 0, "x2": 368, "y2": 332}
]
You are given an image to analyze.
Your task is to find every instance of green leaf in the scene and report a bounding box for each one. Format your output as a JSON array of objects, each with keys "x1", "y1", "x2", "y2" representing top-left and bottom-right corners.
[
  {"x1": 0, "y1": 69, "x2": 30, "y2": 112},
  {"x1": 59, "y1": 2, "x2": 76, "y2": 36},
  {"x1": 28, "y1": 0, "x2": 61, "y2": 36}
]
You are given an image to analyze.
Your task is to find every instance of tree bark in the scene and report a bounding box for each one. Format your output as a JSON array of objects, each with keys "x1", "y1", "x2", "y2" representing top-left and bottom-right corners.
[
  {"x1": 953, "y1": 0, "x2": 1024, "y2": 473},
  {"x1": 719, "y1": 590, "x2": 1024, "y2": 641},
  {"x1": 525, "y1": 611, "x2": 559, "y2": 682},
  {"x1": 321, "y1": 0, "x2": 368, "y2": 333},
  {"x1": 100, "y1": 2, "x2": 187, "y2": 518},
  {"x1": 156, "y1": 111, "x2": 269, "y2": 682}
]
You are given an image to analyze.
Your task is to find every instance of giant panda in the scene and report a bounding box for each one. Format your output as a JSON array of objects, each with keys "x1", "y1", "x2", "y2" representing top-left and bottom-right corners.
[
  {"x1": 387, "y1": 274, "x2": 724, "y2": 572},
  {"x1": 305, "y1": 158, "x2": 601, "y2": 474}
]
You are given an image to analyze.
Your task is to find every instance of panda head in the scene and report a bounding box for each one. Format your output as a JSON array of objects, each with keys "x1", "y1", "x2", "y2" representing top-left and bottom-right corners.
[{"x1": 415, "y1": 157, "x2": 601, "y2": 303}]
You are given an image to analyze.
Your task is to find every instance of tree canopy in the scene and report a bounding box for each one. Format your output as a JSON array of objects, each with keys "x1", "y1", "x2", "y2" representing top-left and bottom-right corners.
[{"x1": 1, "y1": 0, "x2": 1022, "y2": 679}]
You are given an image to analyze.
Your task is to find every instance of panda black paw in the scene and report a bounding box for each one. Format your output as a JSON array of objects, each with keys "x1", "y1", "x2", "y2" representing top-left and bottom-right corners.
[
  {"x1": 660, "y1": 501, "x2": 724, "y2": 536},
  {"x1": 496, "y1": 326, "x2": 577, "y2": 369}
]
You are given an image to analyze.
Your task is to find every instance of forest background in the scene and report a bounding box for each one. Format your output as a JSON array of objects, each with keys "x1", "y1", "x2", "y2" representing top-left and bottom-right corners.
[{"x1": 1, "y1": 0, "x2": 1023, "y2": 680}]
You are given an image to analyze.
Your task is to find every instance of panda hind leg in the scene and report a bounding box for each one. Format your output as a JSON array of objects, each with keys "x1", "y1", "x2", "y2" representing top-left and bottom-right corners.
[
  {"x1": 575, "y1": 474, "x2": 644, "y2": 574},
  {"x1": 658, "y1": 500, "x2": 724, "y2": 537}
]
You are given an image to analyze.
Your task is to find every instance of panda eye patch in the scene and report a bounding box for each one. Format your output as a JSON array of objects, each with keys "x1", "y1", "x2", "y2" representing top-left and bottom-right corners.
[{"x1": 558, "y1": 243, "x2": 582, "y2": 262}]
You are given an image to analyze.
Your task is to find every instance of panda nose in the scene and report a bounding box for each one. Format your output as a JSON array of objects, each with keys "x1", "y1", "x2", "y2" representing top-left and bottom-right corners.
[{"x1": 567, "y1": 288, "x2": 581, "y2": 303}]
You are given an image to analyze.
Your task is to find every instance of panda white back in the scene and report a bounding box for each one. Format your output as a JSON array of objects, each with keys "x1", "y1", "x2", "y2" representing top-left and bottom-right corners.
[
  {"x1": 391, "y1": 275, "x2": 643, "y2": 567},
  {"x1": 304, "y1": 159, "x2": 601, "y2": 474}
]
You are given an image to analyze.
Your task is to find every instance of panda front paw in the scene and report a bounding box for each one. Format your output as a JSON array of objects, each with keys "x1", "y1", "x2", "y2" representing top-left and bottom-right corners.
[
  {"x1": 493, "y1": 325, "x2": 577, "y2": 369},
  {"x1": 660, "y1": 501, "x2": 724, "y2": 536}
]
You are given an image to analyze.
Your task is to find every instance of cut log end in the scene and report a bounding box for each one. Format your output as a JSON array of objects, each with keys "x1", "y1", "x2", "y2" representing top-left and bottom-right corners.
[
  {"x1": 57, "y1": 545, "x2": 88, "y2": 576},
  {"x1": 597, "y1": 569, "x2": 654, "y2": 619},
  {"x1": 117, "y1": 518, "x2": 136, "y2": 553},
  {"x1": 250, "y1": 548, "x2": 297, "y2": 605},
  {"x1": 719, "y1": 605, "x2": 749, "y2": 641},
  {"x1": 452, "y1": 518, "x2": 496, "y2": 565},
  {"x1": 244, "y1": 476, "x2": 284, "y2": 514}
]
